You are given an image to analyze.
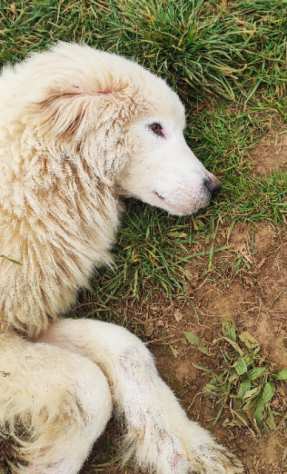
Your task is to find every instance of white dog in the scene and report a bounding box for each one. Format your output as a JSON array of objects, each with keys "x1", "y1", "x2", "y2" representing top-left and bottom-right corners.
[{"x1": 0, "y1": 43, "x2": 243, "y2": 474}]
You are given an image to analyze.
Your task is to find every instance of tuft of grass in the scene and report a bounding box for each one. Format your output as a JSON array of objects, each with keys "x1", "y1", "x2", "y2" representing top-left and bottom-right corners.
[
  {"x1": 94, "y1": 203, "x2": 198, "y2": 302},
  {"x1": 1, "y1": 1, "x2": 287, "y2": 102},
  {"x1": 187, "y1": 321, "x2": 287, "y2": 433}
]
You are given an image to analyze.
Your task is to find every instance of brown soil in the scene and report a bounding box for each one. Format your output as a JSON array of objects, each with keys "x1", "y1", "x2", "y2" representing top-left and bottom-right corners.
[
  {"x1": 250, "y1": 128, "x2": 287, "y2": 176},
  {"x1": 82, "y1": 129, "x2": 287, "y2": 473}
]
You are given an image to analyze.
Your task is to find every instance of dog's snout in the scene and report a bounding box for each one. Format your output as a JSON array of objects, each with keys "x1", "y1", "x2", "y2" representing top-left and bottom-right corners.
[{"x1": 203, "y1": 176, "x2": 221, "y2": 196}]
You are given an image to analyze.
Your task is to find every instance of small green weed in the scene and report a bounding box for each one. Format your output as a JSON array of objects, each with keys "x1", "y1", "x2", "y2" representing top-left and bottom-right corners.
[{"x1": 185, "y1": 322, "x2": 287, "y2": 433}]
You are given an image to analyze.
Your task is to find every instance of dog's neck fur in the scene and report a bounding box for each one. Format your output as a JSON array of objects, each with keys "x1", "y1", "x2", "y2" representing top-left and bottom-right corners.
[{"x1": 0, "y1": 122, "x2": 122, "y2": 338}]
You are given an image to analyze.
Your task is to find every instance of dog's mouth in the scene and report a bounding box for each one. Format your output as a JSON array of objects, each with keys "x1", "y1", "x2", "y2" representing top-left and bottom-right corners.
[
  {"x1": 152, "y1": 190, "x2": 211, "y2": 216},
  {"x1": 153, "y1": 191, "x2": 165, "y2": 201}
]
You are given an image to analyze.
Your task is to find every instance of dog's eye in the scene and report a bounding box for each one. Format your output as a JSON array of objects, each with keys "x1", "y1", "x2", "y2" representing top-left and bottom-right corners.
[{"x1": 148, "y1": 122, "x2": 164, "y2": 138}]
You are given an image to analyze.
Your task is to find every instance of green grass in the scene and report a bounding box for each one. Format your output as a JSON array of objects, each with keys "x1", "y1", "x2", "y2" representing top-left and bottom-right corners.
[
  {"x1": 1, "y1": 1, "x2": 287, "y2": 100},
  {"x1": 0, "y1": 0, "x2": 287, "y2": 304},
  {"x1": 185, "y1": 322, "x2": 287, "y2": 433}
]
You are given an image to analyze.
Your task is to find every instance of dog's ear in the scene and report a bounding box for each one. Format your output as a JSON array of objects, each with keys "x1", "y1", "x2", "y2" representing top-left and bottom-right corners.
[
  {"x1": 35, "y1": 86, "x2": 89, "y2": 141},
  {"x1": 31, "y1": 81, "x2": 131, "y2": 143}
]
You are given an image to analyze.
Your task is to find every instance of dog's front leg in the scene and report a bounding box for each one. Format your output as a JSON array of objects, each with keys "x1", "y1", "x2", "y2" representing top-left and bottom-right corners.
[{"x1": 40, "y1": 319, "x2": 244, "y2": 474}]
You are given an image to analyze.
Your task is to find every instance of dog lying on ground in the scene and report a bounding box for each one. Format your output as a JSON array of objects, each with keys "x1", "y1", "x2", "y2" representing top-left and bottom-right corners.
[{"x1": 0, "y1": 42, "x2": 243, "y2": 473}]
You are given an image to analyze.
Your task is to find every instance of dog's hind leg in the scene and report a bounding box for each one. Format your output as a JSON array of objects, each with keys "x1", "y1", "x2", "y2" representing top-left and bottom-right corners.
[
  {"x1": 0, "y1": 331, "x2": 112, "y2": 474},
  {"x1": 41, "y1": 319, "x2": 244, "y2": 474}
]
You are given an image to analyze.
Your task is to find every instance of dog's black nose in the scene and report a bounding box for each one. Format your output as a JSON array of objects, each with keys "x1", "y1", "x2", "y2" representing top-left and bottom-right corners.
[{"x1": 204, "y1": 177, "x2": 221, "y2": 197}]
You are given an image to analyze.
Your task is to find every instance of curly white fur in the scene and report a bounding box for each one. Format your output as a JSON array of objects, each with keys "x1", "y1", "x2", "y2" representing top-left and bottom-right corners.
[{"x1": 0, "y1": 43, "x2": 242, "y2": 473}]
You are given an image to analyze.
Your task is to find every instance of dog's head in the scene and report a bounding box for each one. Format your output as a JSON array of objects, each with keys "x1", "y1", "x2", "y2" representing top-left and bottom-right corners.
[
  {"x1": 118, "y1": 101, "x2": 220, "y2": 217},
  {"x1": 28, "y1": 42, "x2": 220, "y2": 216}
]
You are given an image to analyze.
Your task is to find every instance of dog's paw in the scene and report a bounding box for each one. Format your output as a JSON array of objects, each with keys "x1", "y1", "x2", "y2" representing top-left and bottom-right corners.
[
  {"x1": 126, "y1": 420, "x2": 244, "y2": 474},
  {"x1": 186, "y1": 441, "x2": 244, "y2": 473},
  {"x1": 156, "y1": 425, "x2": 244, "y2": 474}
]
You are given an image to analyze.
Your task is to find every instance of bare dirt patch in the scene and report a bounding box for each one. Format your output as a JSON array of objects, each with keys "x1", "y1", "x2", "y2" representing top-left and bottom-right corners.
[
  {"x1": 194, "y1": 222, "x2": 287, "y2": 369},
  {"x1": 109, "y1": 219, "x2": 287, "y2": 474},
  {"x1": 99, "y1": 220, "x2": 287, "y2": 474},
  {"x1": 250, "y1": 127, "x2": 287, "y2": 176},
  {"x1": 177, "y1": 221, "x2": 287, "y2": 473}
]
